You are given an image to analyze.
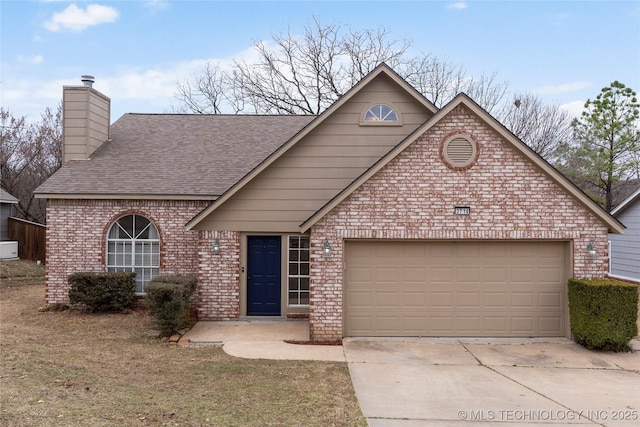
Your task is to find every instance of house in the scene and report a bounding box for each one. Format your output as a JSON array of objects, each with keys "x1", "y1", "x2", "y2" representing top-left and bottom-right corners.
[
  {"x1": 1, "y1": 188, "x2": 19, "y2": 260},
  {"x1": 35, "y1": 64, "x2": 623, "y2": 341},
  {"x1": 1, "y1": 188, "x2": 19, "y2": 241},
  {"x1": 609, "y1": 188, "x2": 640, "y2": 283}
]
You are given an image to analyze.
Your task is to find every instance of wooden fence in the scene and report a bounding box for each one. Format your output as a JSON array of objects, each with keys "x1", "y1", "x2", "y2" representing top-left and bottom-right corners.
[{"x1": 8, "y1": 217, "x2": 46, "y2": 263}]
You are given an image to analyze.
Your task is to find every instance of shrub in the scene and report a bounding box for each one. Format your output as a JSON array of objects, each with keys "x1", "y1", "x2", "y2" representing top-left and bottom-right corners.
[
  {"x1": 68, "y1": 272, "x2": 136, "y2": 313},
  {"x1": 145, "y1": 276, "x2": 197, "y2": 336},
  {"x1": 568, "y1": 278, "x2": 638, "y2": 352}
]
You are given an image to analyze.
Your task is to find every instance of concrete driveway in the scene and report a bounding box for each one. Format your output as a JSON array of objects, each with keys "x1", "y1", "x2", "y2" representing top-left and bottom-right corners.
[{"x1": 343, "y1": 337, "x2": 640, "y2": 427}]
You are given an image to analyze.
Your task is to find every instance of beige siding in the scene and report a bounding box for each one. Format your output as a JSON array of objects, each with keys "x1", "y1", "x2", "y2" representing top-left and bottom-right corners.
[
  {"x1": 196, "y1": 73, "x2": 433, "y2": 232},
  {"x1": 63, "y1": 86, "x2": 110, "y2": 163}
]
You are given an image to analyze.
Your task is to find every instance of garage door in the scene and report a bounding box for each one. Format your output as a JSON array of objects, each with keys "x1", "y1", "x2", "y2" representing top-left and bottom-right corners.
[{"x1": 344, "y1": 241, "x2": 567, "y2": 337}]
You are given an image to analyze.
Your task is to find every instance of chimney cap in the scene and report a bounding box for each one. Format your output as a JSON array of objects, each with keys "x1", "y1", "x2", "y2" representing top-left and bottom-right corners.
[{"x1": 81, "y1": 75, "x2": 95, "y2": 87}]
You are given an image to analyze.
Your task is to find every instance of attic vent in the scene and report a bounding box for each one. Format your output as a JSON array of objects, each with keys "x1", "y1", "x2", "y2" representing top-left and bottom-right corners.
[{"x1": 441, "y1": 134, "x2": 478, "y2": 170}]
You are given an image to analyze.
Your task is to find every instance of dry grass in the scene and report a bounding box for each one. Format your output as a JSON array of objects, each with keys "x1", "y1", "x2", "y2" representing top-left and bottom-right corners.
[{"x1": 0, "y1": 261, "x2": 366, "y2": 427}]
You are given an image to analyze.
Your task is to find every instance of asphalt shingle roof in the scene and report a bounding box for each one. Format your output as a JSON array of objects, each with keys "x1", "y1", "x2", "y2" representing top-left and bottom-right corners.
[{"x1": 36, "y1": 114, "x2": 315, "y2": 197}]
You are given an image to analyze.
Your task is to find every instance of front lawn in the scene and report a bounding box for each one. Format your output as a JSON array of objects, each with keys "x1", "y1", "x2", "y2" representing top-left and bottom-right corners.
[{"x1": 0, "y1": 261, "x2": 366, "y2": 426}]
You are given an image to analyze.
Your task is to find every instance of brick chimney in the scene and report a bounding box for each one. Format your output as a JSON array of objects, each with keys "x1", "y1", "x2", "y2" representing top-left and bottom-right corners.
[{"x1": 62, "y1": 76, "x2": 111, "y2": 164}]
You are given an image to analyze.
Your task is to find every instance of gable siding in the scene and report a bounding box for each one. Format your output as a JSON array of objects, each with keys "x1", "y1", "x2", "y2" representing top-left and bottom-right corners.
[
  {"x1": 308, "y1": 105, "x2": 610, "y2": 341},
  {"x1": 609, "y1": 203, "x2": 640, "y2": 281},
  {"x1": 195, "y1": 74, "x2": 433, "y2": 232}
]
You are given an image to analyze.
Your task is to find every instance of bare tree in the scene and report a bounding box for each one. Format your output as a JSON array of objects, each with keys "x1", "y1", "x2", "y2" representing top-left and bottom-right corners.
[
  {"x1": 0, "y1": 105, "x2": 62, "y2": 223},
  {"x1": 175, "y1": 20, "x2": 508, "y2": 115},
  {"x1": 176, "y1": 20, "x2": 579, "y2": 166},
  {"x1": 499, "y1": 93, "x2": 572, "y2": 163}
]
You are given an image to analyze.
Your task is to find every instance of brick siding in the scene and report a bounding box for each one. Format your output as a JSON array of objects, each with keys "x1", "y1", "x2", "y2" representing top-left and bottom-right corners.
[
  {"x1": 197, "y1": 230, "x2": 241, "y2": 319},
  {"x1": 309, "y1": 105, "x2": 609, "y2": 341},
  {"x1": 45, "y1": 199, "x2": 207, "y2": 304}
]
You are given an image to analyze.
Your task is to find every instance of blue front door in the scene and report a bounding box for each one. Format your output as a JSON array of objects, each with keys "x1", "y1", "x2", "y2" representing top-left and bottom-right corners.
[{"x1": 247, "y1": 236, "x2": 281, "y2": 316}]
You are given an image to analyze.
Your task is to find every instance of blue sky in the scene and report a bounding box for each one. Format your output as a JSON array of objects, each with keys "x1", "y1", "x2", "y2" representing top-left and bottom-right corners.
[{"x1": 1, "y1": 0, "x2": 639, "y2": 122}]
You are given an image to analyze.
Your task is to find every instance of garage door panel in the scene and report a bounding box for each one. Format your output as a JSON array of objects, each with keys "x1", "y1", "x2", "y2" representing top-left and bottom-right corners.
[
  {"x1": 344, "y1": 241, "x2": 567, "y2": 337},
  {"x1": 539, "y1": 267, "x2": 565, "y2": 282},
  {"x1": 539, "y1": 292, "x2": 563, "y2": 308},
  {"x1": 484, "y1": 292, "x2": 508, "y2": 307},
  {"x1": 430, "y1": 292, "x2": 453, "y2": 307},
  {"x1": 457, "y1": 267, "x2": 483, "y2": 282},
  {"x1": 458, "y1": 292, "x2": 481, "y2": 307},
  {"x1": 512, "y1": 292, "x2": 534, "y2": 307},
  {"x1": 431, "y1": 267, "x2": 454, "y2": 282}
]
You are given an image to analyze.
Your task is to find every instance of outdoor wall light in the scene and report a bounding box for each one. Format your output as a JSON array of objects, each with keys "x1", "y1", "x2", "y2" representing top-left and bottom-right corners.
[
  {"x1": 212, "y1": 238, "x2": 221, "y2": 255},
  {"x1": 587, "y1": 242, "x2": 597, "y2": 259},
  {"x1": 323, "y1": 239, "x2": 332, "y2": 258}
]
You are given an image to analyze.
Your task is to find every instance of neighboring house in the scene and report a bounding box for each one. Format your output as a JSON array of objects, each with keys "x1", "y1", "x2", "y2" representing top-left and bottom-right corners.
[
  {"x1": 1, "y1": 188, "x2": 19, "y2": 241},
  {"x1": 1, "y1": 188, "x2": 19, "y2": 260},
  {"x1": 35, "y1": 64, "x2": 623, "y2": 341},
  {"x1": 609, "y1": 188, "x2": 640, "y2": 283}
]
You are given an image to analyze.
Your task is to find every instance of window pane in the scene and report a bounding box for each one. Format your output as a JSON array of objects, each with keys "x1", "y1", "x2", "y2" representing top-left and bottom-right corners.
[
  {"x1": 300, "y1": 237, "x2": 310, "y2": 249},
  {"x1": 300, "y1": 292, "x2": 310, "y2": 305},
  {"x1": 288, "y1": 292, "x2": 299, "y2": 305},
  {"x1": 135, "y1": 216, "x2": 151, "y2": 238},
  {"x1": 300, "y1": 262, "x2": 310, "y2": 275},
  {"x1": 300, "y1": 277, "x2": 310, "y2": 290},
  {"x1": 289, "y1": 264, "x2": 298, "y2": 276},
  {"x1": 289, "y1": 250, "x2": 299, "y2": 261},
  {"x1": 288, "y1": 277, "x2": 298, "y2": 291},
  {"x1": 289, "y1": 237, "x2": 300, "y2": 248},
  {"x1": 118, "y1": 215, "x2": 134, "y2": 238},
  {"x1": 300, "y1": 250, "x2": 310, "y2": 262}
]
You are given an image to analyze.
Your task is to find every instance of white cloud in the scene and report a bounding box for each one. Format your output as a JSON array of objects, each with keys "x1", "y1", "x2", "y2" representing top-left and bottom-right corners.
[
  {"x1": 447, "y1": 2, "x2": 468, "y2": 10},
  {"x1": 44, "y1": 3, "x2": 119, "y2": 32},
  {"x1": 559, "y1": 100, "x2": 585, "y2": 119},
  {"x1": 17, "y1": 55, "x2": 44, "y2": 65},
  {"x1": 144, "y1": 0, "x2": 169, "y2": 10},
  {"x1": 2, "y1": 45, "x2": 262, "y2": 120},
  {"x1": 537, "y1": 81, "x2": 591, "y2": 95}
]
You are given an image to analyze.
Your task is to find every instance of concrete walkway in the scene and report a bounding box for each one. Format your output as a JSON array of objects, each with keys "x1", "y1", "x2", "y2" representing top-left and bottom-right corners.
[{"x1": 180, "y1": 320, "x2": 345, "y2": 361}]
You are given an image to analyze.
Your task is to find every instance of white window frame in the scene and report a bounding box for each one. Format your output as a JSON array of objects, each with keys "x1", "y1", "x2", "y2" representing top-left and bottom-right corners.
[
  {"x1": 360, "y1": 103, "x2": 402, "y2": 126},
  {"x1": 287, "y1": 235, "x2": 310, "y2": 307},
  {"x1": 106, "y1": 214, "x2": 160, "y2": 294}
]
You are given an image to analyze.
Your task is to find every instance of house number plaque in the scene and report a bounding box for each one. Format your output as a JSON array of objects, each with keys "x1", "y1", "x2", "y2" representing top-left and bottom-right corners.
[{"x1": 454, "y1": 206, "x2": 471, "y2": 215}]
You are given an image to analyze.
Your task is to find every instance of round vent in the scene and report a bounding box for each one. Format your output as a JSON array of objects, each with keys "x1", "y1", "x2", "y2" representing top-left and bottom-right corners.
[{"x1": 441, "y1": 134, "x2": 478, "y2": 169}]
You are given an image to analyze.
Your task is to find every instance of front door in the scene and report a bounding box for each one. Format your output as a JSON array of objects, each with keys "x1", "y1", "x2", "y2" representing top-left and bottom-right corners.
[{"x1": 247, "y1": 236, "x2": 281, "y2": 316}]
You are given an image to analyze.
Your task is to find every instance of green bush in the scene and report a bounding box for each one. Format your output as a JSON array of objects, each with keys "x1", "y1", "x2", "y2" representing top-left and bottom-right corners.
[
  {"x1": 68, "y1": 272, "x2": 136, "y2": 312},
  {"x1": 145, "y1": 276, "x2": 197, "y2": 336},
  {"x1": 568, "y1": 278, "x2": 638, "y2": 351}
]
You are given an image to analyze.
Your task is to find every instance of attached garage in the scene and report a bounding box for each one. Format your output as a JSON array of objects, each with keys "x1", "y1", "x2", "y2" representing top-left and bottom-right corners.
[{"x1": 344, "y1": 241, "x2": 569, "y2": 337}]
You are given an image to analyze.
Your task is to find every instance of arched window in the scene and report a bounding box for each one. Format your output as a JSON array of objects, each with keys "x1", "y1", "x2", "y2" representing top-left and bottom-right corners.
[
  {"x1": 106, "y1": 214, "x2": 159, "y2": 294},
  {"x1": 363, "y1": 104, "x2": 398, "y2": 122}
]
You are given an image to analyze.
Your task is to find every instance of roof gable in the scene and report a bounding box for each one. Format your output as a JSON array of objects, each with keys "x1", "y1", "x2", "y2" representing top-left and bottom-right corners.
[
  {"x1": 1, "y1": 188, "x2": 19, "y2": 204},
  {"x1": 185, "y1": 64, "x2": 437, "y2": 230},
  {"x1": 300, "y1": 93, "x2": 624, "y2": 234},
  {"x1": 612, "y1": 188, "x2": 640, "y2": 216}
]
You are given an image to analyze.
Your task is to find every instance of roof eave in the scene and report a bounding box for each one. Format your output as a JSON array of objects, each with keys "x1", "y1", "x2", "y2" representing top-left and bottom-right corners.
[{"x1": 34, "y1": 193, "x2": 218, "y2": 201}]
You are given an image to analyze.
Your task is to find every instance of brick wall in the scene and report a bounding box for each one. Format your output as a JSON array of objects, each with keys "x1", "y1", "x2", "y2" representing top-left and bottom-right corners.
[
  {"x1": 309, "y1": 105, "x2": 610, "y2": 341},
  {"x1": 45, "y1": 199, "x2": 207, "y2": 304},
  {"x1": 197, "y1": 230, "x2": 241, "y2": 319}
]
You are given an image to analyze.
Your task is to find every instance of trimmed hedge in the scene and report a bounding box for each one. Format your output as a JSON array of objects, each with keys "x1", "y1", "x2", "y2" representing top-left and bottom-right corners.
[
  {"x1": 68, "y1": 272, "x2": 136, "y2": 313},
  {"x1": 568, "y1": 278, "x2": 638, "y2": 352},
  {"x1": 145, "y1": 275, "x2": 197, "y2": 336}
]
